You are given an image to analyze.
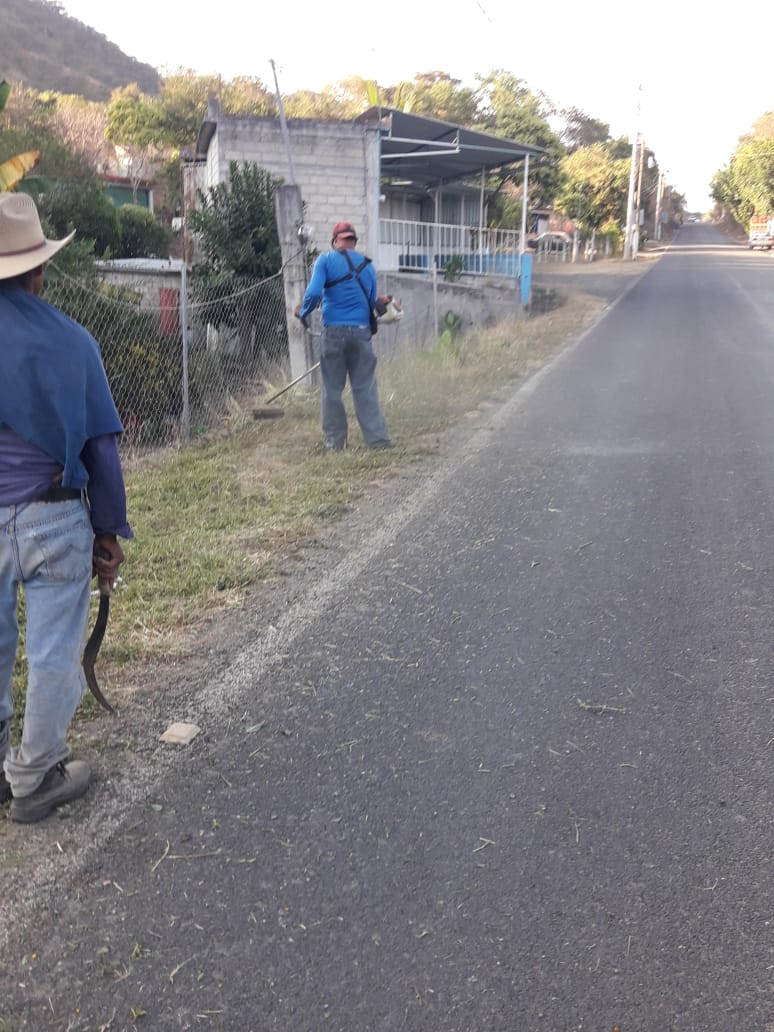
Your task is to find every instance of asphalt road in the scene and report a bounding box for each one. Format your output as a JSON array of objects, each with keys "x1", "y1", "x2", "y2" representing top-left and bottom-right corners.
[{"x1": 2, "y1": 224, "x2": 772, "y2": 1031}]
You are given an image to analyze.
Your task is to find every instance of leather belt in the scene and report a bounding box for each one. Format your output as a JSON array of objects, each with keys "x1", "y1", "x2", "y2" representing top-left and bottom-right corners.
[{"x1": 33, "y1": 486, "x2": 82, "y2": 503}]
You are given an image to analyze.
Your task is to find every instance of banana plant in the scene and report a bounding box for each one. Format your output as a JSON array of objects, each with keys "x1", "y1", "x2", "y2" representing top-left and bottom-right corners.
[{"x1": 0, "y1": 79, "x2": 41, "y2": 191}]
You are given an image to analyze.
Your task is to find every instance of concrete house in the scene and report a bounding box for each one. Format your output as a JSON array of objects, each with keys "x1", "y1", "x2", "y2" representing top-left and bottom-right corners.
[
  {"x1": 190, "y1": 101, "x2": 378, "y2": 258},
  {"x1": 189, "y1": 101, "x2": 545, "y2": 279},
  {"x1": 185, "y1": 103, "x2": 549, "y2": 380}
]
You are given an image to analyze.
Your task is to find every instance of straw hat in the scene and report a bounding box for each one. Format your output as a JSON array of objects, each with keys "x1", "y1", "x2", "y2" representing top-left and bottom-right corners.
[{"x1": 0, "y1": 193, "x2": 75, "y2": 280}]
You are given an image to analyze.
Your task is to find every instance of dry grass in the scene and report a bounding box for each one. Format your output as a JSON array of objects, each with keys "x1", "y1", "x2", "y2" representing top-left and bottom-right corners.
[{"x1": 8, "y1": 291, "x2": 604, "y2": 725}]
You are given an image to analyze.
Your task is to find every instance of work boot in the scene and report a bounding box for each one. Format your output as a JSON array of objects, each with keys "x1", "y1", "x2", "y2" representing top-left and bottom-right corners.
[
  {"x1": 9, "y1": 760, "x2": 91, "y2": 824},
  {"x1": 324, "y1": 438, "x2": 346, "y2": 452}
]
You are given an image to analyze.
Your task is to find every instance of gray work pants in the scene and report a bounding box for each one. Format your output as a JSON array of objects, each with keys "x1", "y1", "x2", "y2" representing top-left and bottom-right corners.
[{"x1": 319, "y1": 324, "x2": 391, "y2": 450}]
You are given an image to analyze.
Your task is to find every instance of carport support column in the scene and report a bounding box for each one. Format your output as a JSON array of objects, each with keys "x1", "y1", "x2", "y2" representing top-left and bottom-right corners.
[
  {"x1": 479, "y1": 167, "x2": 485, "y2": 274},
  {"x1": 275, "y1": 184, "x2": 315, "y2": 381},
  {"x1": 519, "y1": 154, "x2": 530, "y2": 279},
  {"x1": 433, "y1": 186, "x2": 440, "y2": 331}
]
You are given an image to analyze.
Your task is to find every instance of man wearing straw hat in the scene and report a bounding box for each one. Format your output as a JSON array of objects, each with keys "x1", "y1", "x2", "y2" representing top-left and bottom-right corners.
[{"x1": 0, "y1": 193, "x2": 131, "y2": 823}]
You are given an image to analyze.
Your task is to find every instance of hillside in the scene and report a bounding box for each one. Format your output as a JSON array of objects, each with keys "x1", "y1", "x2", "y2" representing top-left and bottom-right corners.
[{"x1": 0, "y1": 0, "x2": 160, "y2": 101}]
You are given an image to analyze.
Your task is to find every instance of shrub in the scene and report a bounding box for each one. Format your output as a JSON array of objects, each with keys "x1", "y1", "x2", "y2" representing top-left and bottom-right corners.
[
  {"x1": 37, "y1": 179, "x2": 120, "y2": 257},
  {"x1": 117, "y1": 204, "x2": 170, "y2": 259}
]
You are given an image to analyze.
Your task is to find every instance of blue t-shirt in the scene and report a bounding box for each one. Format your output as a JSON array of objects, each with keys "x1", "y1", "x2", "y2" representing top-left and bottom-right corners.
[{"x1": 299, "y1": 248, "x2": 377, "y2": 326}]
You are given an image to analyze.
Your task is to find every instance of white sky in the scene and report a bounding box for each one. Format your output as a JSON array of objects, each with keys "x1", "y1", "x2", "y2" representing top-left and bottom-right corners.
[{"x1": 60, "y1": 0, "x2": 774, "y2": 211}]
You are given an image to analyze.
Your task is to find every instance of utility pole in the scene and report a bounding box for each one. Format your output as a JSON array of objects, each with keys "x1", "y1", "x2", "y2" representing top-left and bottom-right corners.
[
  {"x1": 274, "y1": 184, "x2": 314, "y2": 381},
  {"x1": 654, "y1": 171, "x2": 666, "y2": 240},
  {"x1": 270, "y1": 59, "x2": 296, "y2": 187},
  {"x1": 633, "y1": 135, "x2": 645, "y2": 256},
  {"x1": 623, "y1": 133, "x2": 638, "y2": 260},
  {"x1": 623, "y1": 85, "x2": 642, "y2": 260},
  {"x1": 270, "y1": 63, "x2": 314, "y2": 383}
]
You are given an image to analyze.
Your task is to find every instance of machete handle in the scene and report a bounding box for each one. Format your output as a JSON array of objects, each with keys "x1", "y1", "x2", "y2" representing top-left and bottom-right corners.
[{"x1": 94, "y1": 545, "x2": 113, "y2": 597}]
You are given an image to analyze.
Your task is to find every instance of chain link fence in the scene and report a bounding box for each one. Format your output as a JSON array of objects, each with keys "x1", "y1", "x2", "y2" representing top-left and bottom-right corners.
[
  {"x1": 39, "y1": 260, "x2": 522, "y2": 455},
  {"x1": 42, "y1": 262, "x2": 290, "y2": 452}
]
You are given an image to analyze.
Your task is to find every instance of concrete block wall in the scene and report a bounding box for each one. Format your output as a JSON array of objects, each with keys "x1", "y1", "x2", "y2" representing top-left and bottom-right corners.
[
  {"x1": 96, "y1": 262, "x2": 183, "y2": 311},
  {"x1": 204, "y1": 115, "x2": 380, "y2": 256},
  {"x1": 378, "y1": 272, "x2": 525, "y2": 352}
]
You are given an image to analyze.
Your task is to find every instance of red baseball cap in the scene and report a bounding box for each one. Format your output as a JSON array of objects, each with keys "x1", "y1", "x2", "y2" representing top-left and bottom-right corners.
[{"x1": 332, "y1": 221, "x2": 357, "y2": 245}]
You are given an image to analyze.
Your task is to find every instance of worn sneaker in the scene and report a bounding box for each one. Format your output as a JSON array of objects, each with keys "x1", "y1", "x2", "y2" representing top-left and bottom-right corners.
[{"x1": 9, "y1": 760, "x2": 91, "y2": 823}]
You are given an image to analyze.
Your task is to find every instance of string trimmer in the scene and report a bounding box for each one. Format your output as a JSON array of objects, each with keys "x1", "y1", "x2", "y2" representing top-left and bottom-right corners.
[{"x1": 252, "y1": 361, "x2": 320, "y2": 419}]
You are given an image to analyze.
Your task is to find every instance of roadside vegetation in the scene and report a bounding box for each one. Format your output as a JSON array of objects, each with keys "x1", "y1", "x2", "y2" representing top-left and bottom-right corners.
[
  {"x1": 7, "y1": 13, "x2": 771, "y2": 757},
  {"x1": 5, "y1": 291, "x2": 603, "y2": 733},
  {"x1": 711, "y1": 113, "x2": 774, "y2": 228},
  {"x1": 2, "y1": 67, "x2": 686, "y2": 259}
]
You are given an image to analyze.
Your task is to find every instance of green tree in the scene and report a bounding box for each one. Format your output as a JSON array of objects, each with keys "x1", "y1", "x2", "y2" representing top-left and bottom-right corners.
[
  {"x1": 710, "y1": 165, "x2": 737, "y2": 217},
  {"x1": 1, "y1": 80, "x2": 119, "y2": 259},
  {"x1": 319, "y1": 76, "x2": 380, "y2": 118},
  {"x1": 555, "y1": 142, "x2": 631, "y2": 234},
  {"x1": 377, "y1": 79, "x2": 418, "y2": 112},
  {"x1": 188, "y1": 160, "x2": 281, "y2": 278},
  {"x1": 283, "y1": 77, "x2": 380, "y2": 120},
  {"x1": 36, "y1": 178, "x2": 119, "y2": 257},
  {"x1": 282, "y1": 71, "x2": 478, "y2": 123},
  {"x1": 109, "y1": 72, "x2": 278, "y2": 152},
  {"x1": 106, "y1": 84, "x2": 164, "y2": 150},
  {"x1": 484, "y1": 183, "x2": 524, "y2": 230},
  {"x1": 188, "y1": 161, "x2": 285, "y2": 380},
  {"x1": 105, "y1": 84, "x2": 166, "y2": 201},
  {"x1": 560, "y1": 107, "x2": 610, "y2": 153},
  {"x1": 220, "y1": 76, "x2": 276, "y2": 117},
  {"x1": 398, "y1": 71, "x2": 479, "y2": 124},
  {"x1": 117, "y1": 204, "x2": 169, "y2": 258},
  {"x1": 725, "y1": 137, "x2": 774, "y2": 221},
  {"x1": 154, "y1": 152, "x2": 185, "y2": 226},
  {"x1": 2, "y1": 85, "x2": 89, "y2": 176},
  {"x1": 283, "y1": 88, "x2": 344, "y2": 119},
  {"x1": 712, "y1": 113, "x2": 774, "y2": 223},
  {"x1": 152, "y1": 71, "x2": 210, "y2": 146},
  {"x1": 473, "y1": 69, "x2": 565, "y2": 209}
]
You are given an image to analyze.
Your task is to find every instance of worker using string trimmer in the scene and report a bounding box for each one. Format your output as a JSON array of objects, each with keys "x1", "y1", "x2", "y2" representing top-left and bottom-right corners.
[
  {"x1": 0, "y1": 194, "x2": 131, "y2": 823},
  {"x1": 295, "y1": 220, "x2": 393, "y2": 452}
]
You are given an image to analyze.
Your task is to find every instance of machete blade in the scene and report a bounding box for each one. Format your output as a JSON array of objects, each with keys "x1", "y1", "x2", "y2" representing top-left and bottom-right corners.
[{"x1": 82, "y1": 581, "x2": 115, "y2": 714}]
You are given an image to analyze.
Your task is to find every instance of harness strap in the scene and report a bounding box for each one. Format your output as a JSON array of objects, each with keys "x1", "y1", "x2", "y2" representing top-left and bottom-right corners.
[{"x1": 324, "y1": 254, "x2": 371, "y2": 289}]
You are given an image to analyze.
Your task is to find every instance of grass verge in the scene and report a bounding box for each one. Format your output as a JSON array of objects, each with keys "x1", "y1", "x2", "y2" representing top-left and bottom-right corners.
[{"x1": 9, "y1": 292, "x2": 603, "y2": 727}]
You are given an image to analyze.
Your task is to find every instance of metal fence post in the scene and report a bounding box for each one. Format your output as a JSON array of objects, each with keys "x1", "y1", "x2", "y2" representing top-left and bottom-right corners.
[{"x1": 180, "y1": 262, "x2": 191, "y2": 442}]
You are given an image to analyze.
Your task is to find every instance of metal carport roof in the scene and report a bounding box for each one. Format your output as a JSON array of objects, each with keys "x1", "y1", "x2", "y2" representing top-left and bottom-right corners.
[{"x1": 355, "y1": 106, "x2": 546, "y2": 187}]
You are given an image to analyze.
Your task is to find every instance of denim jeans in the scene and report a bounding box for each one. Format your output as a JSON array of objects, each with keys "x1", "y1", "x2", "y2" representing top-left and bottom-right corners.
[
  {"x1": 320, "y1": 325, "x2": 391, "y2": 449},
  {"x1": 0, "y1": 498, "x2": 93, "y2": 797}
]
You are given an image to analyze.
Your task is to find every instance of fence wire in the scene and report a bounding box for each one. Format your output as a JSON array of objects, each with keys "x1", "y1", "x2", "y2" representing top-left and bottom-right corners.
[
  {"x1": 40, "y1": 260, "x2": 498, "y2": 455},
  {"x1": 43, "y1": 264, "x2": 289, "y2": 451}
]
